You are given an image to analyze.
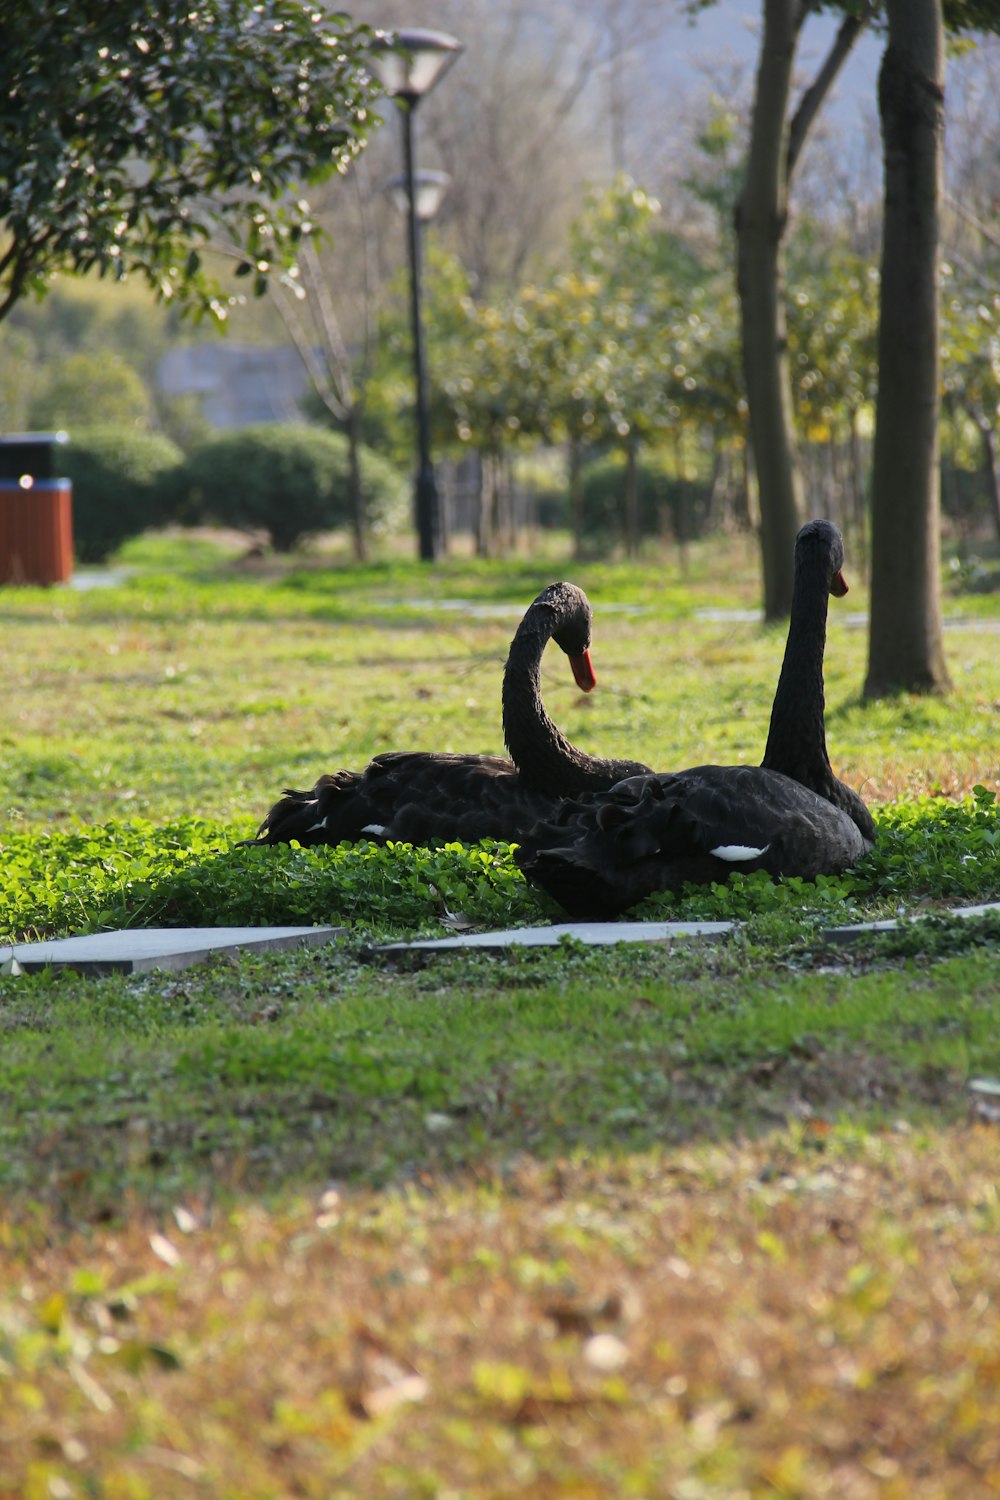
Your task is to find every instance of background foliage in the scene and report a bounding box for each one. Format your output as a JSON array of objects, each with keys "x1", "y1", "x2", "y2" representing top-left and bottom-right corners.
[
  {"x1": 177, "y1": 424, "x2": 408, "y2": 551},
  {"x1": 61, "y1": 425, "x2": 184, "y2": 563}
]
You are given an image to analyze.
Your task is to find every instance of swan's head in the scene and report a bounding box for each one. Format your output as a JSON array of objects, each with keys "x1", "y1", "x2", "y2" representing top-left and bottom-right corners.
[
  {"x1": 795, "y1": 518, "x2": 848, "y2": 596},
  {"x1": 536, "y1": 582, "x2": 597, "y2": 691}
]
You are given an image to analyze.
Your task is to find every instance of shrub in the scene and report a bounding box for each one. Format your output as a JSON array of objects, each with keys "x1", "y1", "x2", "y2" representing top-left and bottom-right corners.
[
  {"x1": 178, "y1": 424, "x2": 407, "y2": 551},
  {"x1": 29, "y1": 351, "x2": 153, "y2": 430},
  {"x1": 580, "y1": 448, "x2": 713, "y2": 550},
  {"x1": 514, "y1": 450, "x2": 568, "y2": 530},
  {"x1": 62, "y1": 426, "x2": 184, "y2": 563}
]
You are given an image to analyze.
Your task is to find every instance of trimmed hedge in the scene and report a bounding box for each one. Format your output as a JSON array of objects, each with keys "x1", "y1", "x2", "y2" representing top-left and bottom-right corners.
[
  {"x1": 62, "y1": 426, "x2": 184, "y2": 564},
  {"x1": 179, "y1": 424, "x2": 407, "y2": 551}
]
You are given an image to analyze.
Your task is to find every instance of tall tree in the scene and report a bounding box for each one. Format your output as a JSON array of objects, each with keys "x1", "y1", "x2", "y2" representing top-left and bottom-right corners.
[
  {"x1": 734, "y1": 0, "x2": 875, "y2": 619},
  {"x1": 0, "y1": 0, "x2": 376, "y2": 324},
  {"x1": 864, "y1": 0, "x2": 952, "y2": 695},
  {"x1": 864, "y1": 7, "x2": 1000, "y2": 695}
]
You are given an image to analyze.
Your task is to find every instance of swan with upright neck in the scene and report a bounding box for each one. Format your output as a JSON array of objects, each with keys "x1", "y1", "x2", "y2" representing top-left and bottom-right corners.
[
  {"x1": 760, "y1": 519, "x2": 875, "y2": 840},
  {"x1": 516, "y1": 521, "x2": 874, "y2": 918},
  {"x1": 248, "y1": 581, "x2": 651, "y2": 847}
]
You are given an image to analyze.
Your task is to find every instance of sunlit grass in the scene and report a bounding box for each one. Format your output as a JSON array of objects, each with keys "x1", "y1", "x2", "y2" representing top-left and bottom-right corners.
[{"x1": 4, "y1": 528, "x2": 998, "y2": 831}]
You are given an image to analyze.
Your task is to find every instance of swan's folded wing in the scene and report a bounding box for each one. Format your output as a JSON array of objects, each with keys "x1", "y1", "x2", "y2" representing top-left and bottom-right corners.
[
  {"x1": 516, "y1": 766, "x2": 871, "y2": 919},
  {"x1": 248, "y1": 751, "x2": 565, "y2": 847}
]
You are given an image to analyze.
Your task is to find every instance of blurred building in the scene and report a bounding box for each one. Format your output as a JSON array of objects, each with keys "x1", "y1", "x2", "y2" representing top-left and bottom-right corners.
[{"x1": 157, "y1": 344, "x2": 309, "y2": 428}]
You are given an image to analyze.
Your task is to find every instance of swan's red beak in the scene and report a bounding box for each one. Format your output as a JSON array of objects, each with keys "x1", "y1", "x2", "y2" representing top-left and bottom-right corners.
[
  {"x1": 830, "y1": 570, "x2": 849, "y2": 598},
  {"x1": 569, "y1": 649, "x2": 597, "y2": 692}
]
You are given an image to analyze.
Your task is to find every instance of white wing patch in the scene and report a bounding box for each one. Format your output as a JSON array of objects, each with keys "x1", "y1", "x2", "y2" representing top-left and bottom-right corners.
[
  {"x1": 361, "y1": 823, "x2": 388, "y2": 837},
  {"x1": 709, "y1": 843, "x2": 769, "y2": 862},
  {"x1": 305, "y1": 820, "x2": 328, "y2": 834}
]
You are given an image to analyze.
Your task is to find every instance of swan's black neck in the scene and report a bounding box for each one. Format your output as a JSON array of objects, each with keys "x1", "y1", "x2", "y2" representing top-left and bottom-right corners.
[
  {"x1": 760, "y1": 549, "x2": 836, "y2": 797},
  {"x1": 502, "y1": 594, "x2": 646, "y2": 797}
]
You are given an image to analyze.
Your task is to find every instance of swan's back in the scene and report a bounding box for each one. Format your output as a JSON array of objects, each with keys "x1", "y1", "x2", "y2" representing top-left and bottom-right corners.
[{"x1": 273, "y1": 751, "x2": 563, "y2": 846}]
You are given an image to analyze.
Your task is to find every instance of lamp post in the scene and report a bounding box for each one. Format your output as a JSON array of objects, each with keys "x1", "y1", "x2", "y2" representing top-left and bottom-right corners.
[{"x1": 370, "y1": 28, "x2": 462, "y2": 562}]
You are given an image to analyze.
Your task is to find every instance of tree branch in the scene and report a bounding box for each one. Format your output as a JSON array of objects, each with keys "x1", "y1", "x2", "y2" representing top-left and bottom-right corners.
[
  {"x1": 271, "y1": 269, "x2": 348, "y2": 424},
  {"x1": 299, "y1": 240, "x2": 355, "y2": 402},
  {"x1": 787, "y1": 1, "x2": 877, "y2": 184},
  {"x1": 944, "y1": 188, "x2": 1000, "y2": 255},
  {"x1": 0, "y1": 227, "x2": 58, "y2": 323}
]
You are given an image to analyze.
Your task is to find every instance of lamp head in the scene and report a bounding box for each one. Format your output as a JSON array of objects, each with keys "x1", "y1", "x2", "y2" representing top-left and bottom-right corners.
[
  {"x1": 383, "y1": 169, "x2": 451, "y2": 221},
  {"x1": 369, "y1": 27, "x2": 463, "y2": 102}
]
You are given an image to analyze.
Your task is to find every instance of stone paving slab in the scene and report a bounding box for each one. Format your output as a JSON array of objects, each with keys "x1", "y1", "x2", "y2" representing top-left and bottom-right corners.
[
  {"x1": 380, "y1": 920, "x2": 735, "y2": 952},
  {"x1": 0, "y1": 926, "x2": 344, "y2": 976},
  {"x1": 2, "y1": 901, "x2": 996, "y2": 975},
  {"x1": 824, "y1": 901, "x2": 1000, "y2": 945},
  {"x1": 383, "y1": 901, "x2": 1000, "y2": 954}
]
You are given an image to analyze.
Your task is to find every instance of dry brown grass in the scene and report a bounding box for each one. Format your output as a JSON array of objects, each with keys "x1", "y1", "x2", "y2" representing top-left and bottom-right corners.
[
  {"x1": 847, "y1": 756, "x2": 1000, "y2": 804},
  {"x1": 3, "y1": 1124, "x2": 999, "y2": 1498}
]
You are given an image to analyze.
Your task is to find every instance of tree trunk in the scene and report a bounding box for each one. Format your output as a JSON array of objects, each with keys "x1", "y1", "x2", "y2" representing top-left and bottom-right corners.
[
  {"x1": 569, "y1": 440, "x2": 585, "y2": 559},
  {"x1": 864, "y1": 0, "x2": 952, "y2": 697},
  {"x1": 735, "y1": 0, "x2": 806, "y2": 620},
  {"x1": 499, "y1": 450, "x2": 517, "y2": 553},
  {"x1": 346, "y1": 406, "x2": 367, "y2": 562},
  {"x1": 673, "y1": 431, "x2": 691, "y2": 574},
  {"x1": 849, "y1": 410, "x2": 869, "y2": 585},
  {"x1": 964, "y1": 401, "x2": 1000, "y2": 543},
  {"x1": 704, "y1": 446, "x2": 726, "y2": 532},
  {"x1": 734, "y1": 439, "x2": 755, "y2": 532},
  {"x1": 624, "y1": 441, "x2": 640, "y2": 557},
  {"x1": 736, "y1": 1, "x2": 872, "y2": 619},
  {"x1": 476, "y1": 451, "x2": 496, "y2": 558}
]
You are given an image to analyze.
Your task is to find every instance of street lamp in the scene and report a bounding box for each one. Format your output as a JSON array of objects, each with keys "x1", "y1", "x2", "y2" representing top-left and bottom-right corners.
[
  {"x1": 370, "y1": 28, "x2": 463, "y2": 562},
  {"x1": 383, "y1": 169, "x2": 451, "y2": 223}
]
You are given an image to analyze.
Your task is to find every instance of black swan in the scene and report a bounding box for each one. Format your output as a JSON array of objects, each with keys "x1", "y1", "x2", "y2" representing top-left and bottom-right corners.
[
  {"x1": 247, "y1": 581, "x2": 652, "y2": 847},
  {"x1": 515, "y1": 521, "x2": 875, "y2": 918},
  {"x1": 759, "y1": 519, "x2": 875, "y2": 841}
]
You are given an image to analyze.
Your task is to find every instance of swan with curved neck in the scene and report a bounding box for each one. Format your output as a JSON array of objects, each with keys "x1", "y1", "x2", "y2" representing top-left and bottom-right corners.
[
  {"x1": 249, "y1": 581, "x2": 651, "y2": 847},
  {"x1": 516, "y1": 521, "x2": 875, "y2": 917},
  {"x1": 502, "y1": 581, "x2": 651, "y2": 797}
]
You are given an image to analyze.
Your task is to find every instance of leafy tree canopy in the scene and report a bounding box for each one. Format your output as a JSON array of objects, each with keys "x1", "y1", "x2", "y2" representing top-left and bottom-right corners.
[{"x1": 0, "y1": 0, "x2": 379, "y2": 323}]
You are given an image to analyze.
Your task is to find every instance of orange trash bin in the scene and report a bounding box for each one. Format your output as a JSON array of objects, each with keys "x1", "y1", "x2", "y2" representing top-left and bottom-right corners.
[{"x1": 0, "y1": 432, "x2": 74, "y2": 585}]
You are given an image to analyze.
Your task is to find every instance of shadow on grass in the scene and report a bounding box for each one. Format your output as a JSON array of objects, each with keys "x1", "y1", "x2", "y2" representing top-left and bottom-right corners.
[{"x1": 1, "y1": 925, "x2": 997, "y2": 1224}]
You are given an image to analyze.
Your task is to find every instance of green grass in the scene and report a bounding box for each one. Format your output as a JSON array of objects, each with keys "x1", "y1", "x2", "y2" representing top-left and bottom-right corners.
[
  {"x1": 0, "y1": 525, "x2": 996, "y2": 1212},
  {"x1": 1, "y1": 529, "x2": 998, "y2": 1497},
  {"x1": 2, "y1": 930, "x2": 998, "y2": 1219},
  {"x1": 3, "y1": 530, "x2": 998, "y2": 834}
]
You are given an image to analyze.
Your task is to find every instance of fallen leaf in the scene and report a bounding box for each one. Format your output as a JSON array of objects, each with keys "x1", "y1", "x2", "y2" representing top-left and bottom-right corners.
[
  {"x1": 149, "y1": 1232, "x2": 181, "y2": 1267},
  {"x1": 172, "y1": 1205, "x2": 199, "y2": 1235},
  {"x1": 440, "y1": 906, "x2": 476, "y2": 931},
  {"x1": 584, "y1": 1332, "x2": 629, "y2": 1371},
  {"x1": 348, "y1": 1329, "x2": 428, "y2": 1419}
]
